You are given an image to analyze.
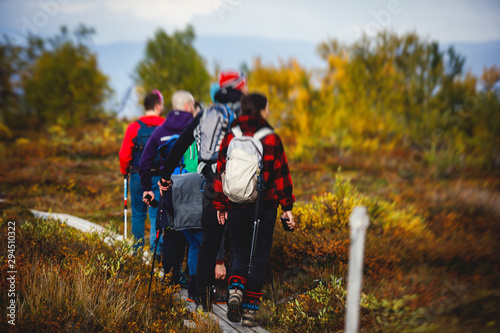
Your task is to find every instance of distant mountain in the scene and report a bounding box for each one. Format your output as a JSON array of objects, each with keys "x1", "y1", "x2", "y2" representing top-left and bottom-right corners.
[
  {"x1": 89, "y1": 42, "x2": 144, "y2": 119},
  {"x1": 194, "y1": 36, "x2": 321, "y2": 71},
  {"x1": 91, "y1": 36, "x2": 500, "y2": 118}
]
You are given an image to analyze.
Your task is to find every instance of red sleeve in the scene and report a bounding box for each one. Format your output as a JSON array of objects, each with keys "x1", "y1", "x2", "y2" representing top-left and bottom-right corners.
[
  {"x1": 270, "y1": 135, "x2": 295, "y2": 211},
  {"x1": 119, "y1": 122, "x2": 140, "y2": 175},
  {"x1": 213, "y1": 133, "x2": 233, "y2": 210}
]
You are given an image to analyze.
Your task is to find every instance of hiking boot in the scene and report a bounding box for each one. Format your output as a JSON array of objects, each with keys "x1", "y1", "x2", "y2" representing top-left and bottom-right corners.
[
  {"x1": 213, "y1": 289, "x2": 228, "y2": 304},
  {"x1": 242, "y1": 308, "x2": 258, "y2": 327},
  {"x1": 226, "y1": 288, "x2": 243, "y2": 323}
]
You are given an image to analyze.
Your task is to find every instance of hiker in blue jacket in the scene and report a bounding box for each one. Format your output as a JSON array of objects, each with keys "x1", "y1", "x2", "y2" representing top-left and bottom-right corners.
[{"x1": 140, "y1": 90, "x2": 197, "y2": 286}]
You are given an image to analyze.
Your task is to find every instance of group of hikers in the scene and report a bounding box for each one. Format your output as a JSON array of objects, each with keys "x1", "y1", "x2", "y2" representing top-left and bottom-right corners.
[{"x1": 119, "y1": 70, "x2": 296, "y2": 327}]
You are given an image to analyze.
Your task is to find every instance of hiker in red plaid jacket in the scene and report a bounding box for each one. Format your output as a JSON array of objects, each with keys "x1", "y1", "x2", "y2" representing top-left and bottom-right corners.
[{"x1": 213, "y1": 92, "x2": 296, "y2": 327}]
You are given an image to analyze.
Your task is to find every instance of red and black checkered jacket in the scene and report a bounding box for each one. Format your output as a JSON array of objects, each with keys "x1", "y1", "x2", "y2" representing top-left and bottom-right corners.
[{"x1": 213, "y1": 115, "x2": 295, "y2": 212}]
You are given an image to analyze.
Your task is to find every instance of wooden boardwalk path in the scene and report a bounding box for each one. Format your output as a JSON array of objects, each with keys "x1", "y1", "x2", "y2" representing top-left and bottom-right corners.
[
  {"x1": 31, "y1": 209, "x2": 108, "y2": 233},
  {"x1": 32, "y1": 209, "x2": 271, "y2": 333},
  {"x1": 179, "y1": 288, "x2": 270, "y2": 333}
]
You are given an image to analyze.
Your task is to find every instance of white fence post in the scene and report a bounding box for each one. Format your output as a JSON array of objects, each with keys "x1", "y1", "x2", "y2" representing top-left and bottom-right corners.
[{"x1": 345, "y1": 206, "x2": 370, "y2": 333}]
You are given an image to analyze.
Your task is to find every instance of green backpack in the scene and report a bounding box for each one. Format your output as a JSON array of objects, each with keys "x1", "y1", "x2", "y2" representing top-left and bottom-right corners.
[{"x1": 182, "y1": 141, "x2": 198, "y2": 173}]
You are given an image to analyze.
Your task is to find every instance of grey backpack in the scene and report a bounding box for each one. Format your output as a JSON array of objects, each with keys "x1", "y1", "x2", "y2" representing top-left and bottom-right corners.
[
  {"x1": 170, "y1": 173, "x2": 203, "y2": 230},
  {"x1": 194, "y1": 104, "x2": 235, "y2": 163}
]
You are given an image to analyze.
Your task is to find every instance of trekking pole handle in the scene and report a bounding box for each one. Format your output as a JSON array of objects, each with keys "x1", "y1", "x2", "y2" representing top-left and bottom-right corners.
[
  {"x1": 281, "y1": 217, "x2": 294, "y2": 232},
  {"x1": 160, "y1": 178, "x2": 172, "y2": 187},
  {"x1": 144, "y1": 194, "x2": 159, "y2": 208}
]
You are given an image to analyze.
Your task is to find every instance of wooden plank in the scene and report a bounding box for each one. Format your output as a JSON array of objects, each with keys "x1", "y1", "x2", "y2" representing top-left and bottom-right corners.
[
  {"x1": 178, "y1": 289, "x2": 270, "y2": 333},
  {"x1": 208, "y1": 312, "x2": 242, "y2": 333},
  {"x1": 30, "y1": 209, "x2": 125, "y2": 245},
  {"x1": 211, "y1": 303, "x2": 256, "y2": 333},
  {"x1": 213, "y1": 303, "x2": 270, "y2": 333},
  {"x1": 179, "y1": 289, "x2": 242, "y2": 333},
  {"x1": 31, "y1": 209, "x2": 105, "y2": 233}
]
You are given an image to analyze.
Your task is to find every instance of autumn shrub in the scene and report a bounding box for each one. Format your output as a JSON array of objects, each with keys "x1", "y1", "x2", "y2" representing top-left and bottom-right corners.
[
  {"x1": 263, "y1": 165, "x2": 500, "y2": 332},
  {"x1": 261, "y1": 276, "x2": 435, "y2": 333},
  {"x1": 0, "y1": 122, "x2": 13, "y2": 141},
  {"x1": 263, "y1": 172, "x2": 447, "y2": 331},
  {"x1": 0, "y1": 217, "x2": 219, "y2": 332},
  {"x1": 0, "y1": 121, "x2": 126, "y2": 224},
  {"x1": 271, "y1": 172, "x2": 432, "y2": 284},
  {"x1": 6, "y1": 120, "x2": 124, "y2": 160}
]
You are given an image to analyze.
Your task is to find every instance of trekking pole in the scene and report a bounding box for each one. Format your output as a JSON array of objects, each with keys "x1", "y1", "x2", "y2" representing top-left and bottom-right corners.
[
  {"x1": 148, "y1": 229, "x2": 161, "y2": 298},
  {"x1": 147, "y1": 193, "x2": 163, "y2": 299},
  {"x1": 123, "y1": 174, "x2": 128, "y2": 238},
  {"x1": 248, "y1": 170, "x2": 265, "y2": 276},
  {"x1": 268, "y1": 261, "x2": 277, "y2": 310},
  {"x1": 248, "y1": 217, "x2": 260, "y2": 275}
]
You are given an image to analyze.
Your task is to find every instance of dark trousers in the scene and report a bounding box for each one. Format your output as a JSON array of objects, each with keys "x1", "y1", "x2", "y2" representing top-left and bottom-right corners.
[
  {"x1": 161, "y1": 229, "x2": 186, "y2": 284},
  {"x1": 228, "y1": 207, "x2": 277, "y2": 293},
  {"x1": 196, "y1": 179, "x2": 225, "y2": 302}
]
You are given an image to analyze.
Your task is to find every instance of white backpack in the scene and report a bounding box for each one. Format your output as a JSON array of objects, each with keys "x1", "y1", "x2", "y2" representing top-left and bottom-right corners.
[{"x1": 222, "y1": 126, "x2": 274, "y2": 203}]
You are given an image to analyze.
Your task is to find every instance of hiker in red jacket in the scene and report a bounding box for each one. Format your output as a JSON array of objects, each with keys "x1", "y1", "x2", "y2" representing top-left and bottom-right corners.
[
  {"x1": 119, "y1": 90, "x2": 165, "y2": 254},
  {"x1": 213, "y1": 93, "x2": 296, "y2": 327}
]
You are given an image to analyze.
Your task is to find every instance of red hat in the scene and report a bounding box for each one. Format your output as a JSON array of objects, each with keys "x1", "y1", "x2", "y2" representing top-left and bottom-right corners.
[{"x1": 218, "y1": 70, "x2": 247, "y2": 91}]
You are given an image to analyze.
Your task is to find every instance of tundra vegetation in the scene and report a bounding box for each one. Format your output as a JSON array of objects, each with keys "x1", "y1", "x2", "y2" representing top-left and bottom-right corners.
[{"x1": 1, "y1": 26, "x2": 499, "y2": 332}]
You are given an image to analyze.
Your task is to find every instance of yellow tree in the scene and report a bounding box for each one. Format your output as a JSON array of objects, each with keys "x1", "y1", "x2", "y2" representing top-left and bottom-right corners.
[
  {"x1": 249, "y1": 58, "x2": 318, "y2": 160},
  {"x1": 22, "y1": 26, "x2": 110, "y2": 128}
]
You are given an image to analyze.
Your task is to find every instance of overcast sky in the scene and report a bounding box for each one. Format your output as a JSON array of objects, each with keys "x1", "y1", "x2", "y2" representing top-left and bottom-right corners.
[{"x1": 1, "y1": 0, "x2": 500, "y2": 46}]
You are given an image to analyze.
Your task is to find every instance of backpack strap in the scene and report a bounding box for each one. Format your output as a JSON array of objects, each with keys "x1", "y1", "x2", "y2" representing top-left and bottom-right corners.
[
  {"x1": 221, "y1": 104, "x2": 235, "y2": 135},
  {"x1": 219, "y1": 103, "x2": 234, "y2": 124},
  {"x1": 228, "y1": 106, "x2": 235, "y2": 126},
  {"x1": 132, "y1": 120, "x2": 147, "y2": 147},
  {"x1": 254, "y1": 127, "x2": 274, "y2": 184},
  {"x1": 253, "y1": 127, "x2": 274, "y2": 141},
  {"x1": 232, "y1": 125, "x2": 243, "y2": 138},
  {"x1": 157, "y1": 134, "x2": 179, "y2": 158}
]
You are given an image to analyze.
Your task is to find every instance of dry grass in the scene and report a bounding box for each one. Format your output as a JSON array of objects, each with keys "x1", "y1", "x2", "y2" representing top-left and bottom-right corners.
[
  {"x1": 0, "y1": 216, "x2": 219, "y2": 332},
  {"x1": 1, "y1": 123, "x2": 499, "y2": 332}
]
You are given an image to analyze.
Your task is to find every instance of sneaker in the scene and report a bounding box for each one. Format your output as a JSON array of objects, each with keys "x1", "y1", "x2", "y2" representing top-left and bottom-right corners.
[
  {"x1": 242, "y1": 308, "x2": 258, "y2": 327},
  {"x1": 226, "y1": 288, "x2": 243, "y2": 323},
  {"x1": 187, "y1": 293, "x2": 197, "y2": 303}
]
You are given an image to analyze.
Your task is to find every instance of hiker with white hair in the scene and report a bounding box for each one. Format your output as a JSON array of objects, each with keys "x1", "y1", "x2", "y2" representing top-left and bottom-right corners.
[
  {"x1": 140, "y1": 90, "x2": 200, "y2": 293},
  {"x1": 159, "y1": 70, "x2": 249, "y2": 310}
]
